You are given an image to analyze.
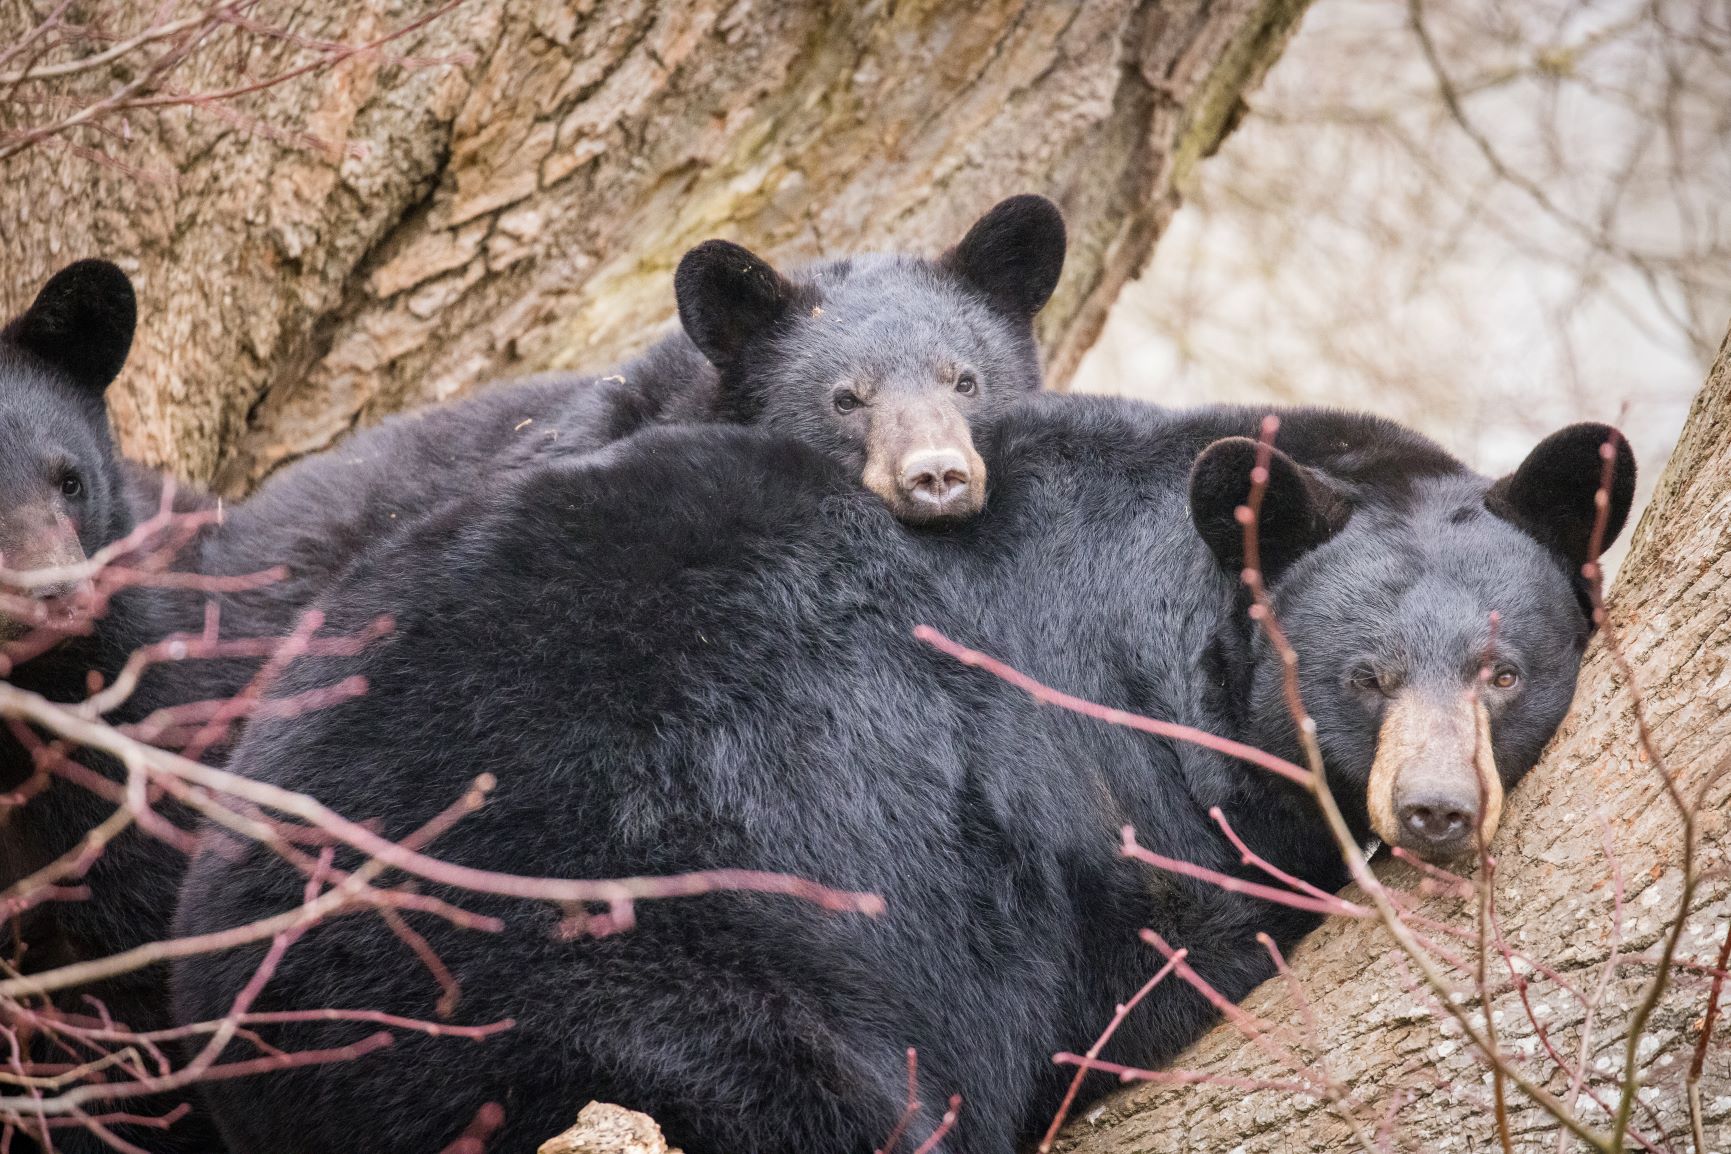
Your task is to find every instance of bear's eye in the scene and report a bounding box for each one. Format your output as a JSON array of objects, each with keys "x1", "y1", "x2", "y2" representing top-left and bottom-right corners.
[
  {"x1": 1490, "y1": 667, "x2": 1520, "y2": 691},
  {"x1": 60, "y1": 472, "x2": 84, "y2": 500},
  {"x1": 955, "y1": 371, "x2": 978, "y2": 396},
  {"x1": 833, "y1": 390, "x2": 862, "y2": 414},
  {"x1": 1349, "y1": 665, "x2": 1400, "y2": 696}
]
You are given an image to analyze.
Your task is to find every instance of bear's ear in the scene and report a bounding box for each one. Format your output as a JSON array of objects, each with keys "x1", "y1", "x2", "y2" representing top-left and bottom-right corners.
[
  {"x1": 4, "y1": 259, "x2": 137, "y2": 395},
  {"x1": 675, "y1": 240, "x2": 796, "y2": 368},
  {"x1": 941, "y1": 194, "x2": 1066, "y2": 319},
  {"x1": 1190, "y1": 436, "x2": 1344, "y2": 583},
  {"x1": 1486, "y1": 422, "x2": 1636, "y2": 568}
]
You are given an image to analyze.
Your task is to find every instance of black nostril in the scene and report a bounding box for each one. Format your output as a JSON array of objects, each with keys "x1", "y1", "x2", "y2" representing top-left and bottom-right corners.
[
  {"x1": 1399, "y1": 802, "x2": 1473, "y2": 844},
  {"x1": 910, "y1": 470, "x2": 967, "y2": 501},
  {"x1": 900, "y1": 452, "x2": 972, "y2": 506}
]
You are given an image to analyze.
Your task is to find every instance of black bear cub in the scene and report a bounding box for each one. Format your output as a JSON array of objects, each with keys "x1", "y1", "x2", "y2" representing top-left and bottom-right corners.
[
  {"x1": 0, "y1": 259, "x2": 216, "y2": 751},
  {"x1": 210, "y1": 194, "x2": 1066, "y2": 616},
  {"x1": 0, "y1": 261, "x2": 238, "y2": 1153},
  {"x1": 671, "y1": 191, "x2": 1065, "y2": 523},
  {"x1": 170, "y1": 394, "x2": 1633, "y2": 1154},
  {"x1": 0, "y1": 260, "x2": 157, "y2": 638}
]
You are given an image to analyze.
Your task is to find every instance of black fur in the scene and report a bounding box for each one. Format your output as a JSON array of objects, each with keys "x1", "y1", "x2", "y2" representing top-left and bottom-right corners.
[
  {"x1": 674, "y1": 239, "x2": 805, "y2": 367},
  {"x1": 170, "y1": 395, "x2": 1628, "y2": 1154},
  {"x1": 939, "y1": 194, "x2": 1066, "y2": 319},
  {"x1": 1, "y1": 259, "x2": 136, "y2": 395},
  {"x1": 215, "y1": 194, "x2": 1068, "y2": 615},
  {"x1": 0, "y1": 200, "x2": 1068, "y2": 1149},
  {"x1": 0, "y1": 264, "x2": 225, "y2": 1153},
  {"x1": 670, "y1": 199, "x2": 1061, "y2": 475},
  {"x1": 1485, "y1": 421, "x2": 1636, "y2": 567},
  {"x1": 693, "y1": 248, "x2": 1045, "y2": 465},
  {"x1": 1188, "y1": 435, "x2": 1348, "y2": 581}
]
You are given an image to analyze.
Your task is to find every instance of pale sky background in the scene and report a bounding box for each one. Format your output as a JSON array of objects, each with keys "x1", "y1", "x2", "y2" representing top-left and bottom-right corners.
[{"x1": 1073, "y1": 0, "x2": 1729, "y2": 571}]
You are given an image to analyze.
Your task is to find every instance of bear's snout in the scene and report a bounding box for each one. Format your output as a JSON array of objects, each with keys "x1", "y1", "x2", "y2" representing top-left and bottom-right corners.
[
  {"x1": 1396, "y1": 785, "x2": 1479, "y2": 858},
  {"x1": 1365, "y1": 690, "x2": 1503, "y2": 862},
  {"x1": 0, "y1": 504, "x2": 93, "y2": 636},
  {"x1": 859, "y1": 394, "x2": 987, "y2": 525}
]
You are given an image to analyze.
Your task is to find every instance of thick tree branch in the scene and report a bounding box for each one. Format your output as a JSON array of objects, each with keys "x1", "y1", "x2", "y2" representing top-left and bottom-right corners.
[{"x1": 0, "y1": 1, "x2": 1309, "y2": 492}]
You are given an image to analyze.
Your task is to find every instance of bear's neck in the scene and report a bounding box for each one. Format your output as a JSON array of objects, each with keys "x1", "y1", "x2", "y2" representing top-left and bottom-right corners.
[{"x1": 972, "y1": 400, "x2": 1355, "y2": 919}]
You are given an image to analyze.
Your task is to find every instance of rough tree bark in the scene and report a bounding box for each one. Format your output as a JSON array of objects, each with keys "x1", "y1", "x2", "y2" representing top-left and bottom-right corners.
[
  {"x1": 0, "y1": 0, "x2": 1305, "y2": 494},
  {"x1": 1058, "y1": 332, "x2": 1731, "y2": 1150}
]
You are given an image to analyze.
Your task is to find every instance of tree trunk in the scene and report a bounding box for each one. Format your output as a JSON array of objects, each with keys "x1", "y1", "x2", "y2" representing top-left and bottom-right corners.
[
  {"x1": 0, "y1": 0, "x2": 1305, "y2": 495},
  {"x1": 1058, "y1": 330, "x2": 1731, "y2": 1150}
]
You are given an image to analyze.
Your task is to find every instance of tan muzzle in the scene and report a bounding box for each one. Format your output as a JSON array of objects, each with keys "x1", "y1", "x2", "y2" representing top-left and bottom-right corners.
[
  {"x1": 1366, "y1": 690, "x2": 1502, "y2": 861},
  {"x1": 859, "y1": 397, "x2": 987, "y2": 524},
  {"x1": 0, "y1": 503, "x2": 92, "y2": 640}
]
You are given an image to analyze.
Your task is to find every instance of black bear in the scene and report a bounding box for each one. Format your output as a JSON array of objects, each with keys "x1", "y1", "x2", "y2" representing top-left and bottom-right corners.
[
  {"x1": 0, "y1": 261, "x2": 231, "y2": 1151},
  {"x1": 1, "y1": 192, "x2": 1063, "y2": 947},
  {"x1": 0, "y1": 194, "x2": 1065, "y2": 1150},
  {"x1": 169, "y1": 394, "x2": 1633, "y2": 1154},
  {"x1": 0, "y1": 258, "x2": 213, "y2": 865},
  {"x1": 0, "y1": 260, "x2": 166, "y2": 631},
  {"x1": 206, "y1": 193, "x2": 1066, "y2": 618}
]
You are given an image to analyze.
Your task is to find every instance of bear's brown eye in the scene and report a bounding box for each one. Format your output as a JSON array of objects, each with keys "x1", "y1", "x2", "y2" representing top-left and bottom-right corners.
[
  {"x1": 1491, "y1": 667, "x2": 1520, "y2": 690},
  {"x1": 955, "y1": 371, "x2": 978, "y2": 396},
  {"x1": 60, "y1": 473, "x2": 84, "y2": 499},
  {"x1": 833, "y1": 390, "x2": 862, "y2": 414}
]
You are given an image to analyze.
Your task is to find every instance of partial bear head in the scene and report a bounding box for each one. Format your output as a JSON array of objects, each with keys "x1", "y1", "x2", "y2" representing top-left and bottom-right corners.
[
  {"x1": 675, "y1": 194, "x2": 1066, "y2": 525},
  {"x1": 0, "y1": 260, "x2": 137, "y2": 640},
  {"x1": 1190, "y1": 422, "x2": 1636, "y2": 862}
]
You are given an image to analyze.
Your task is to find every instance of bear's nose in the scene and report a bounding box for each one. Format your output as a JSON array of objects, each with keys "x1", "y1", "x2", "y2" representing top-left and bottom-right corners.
[
  {"x1": 899, "y1": 449, "x2": 971, "y2": 509},
  {"x1": 1396, "y1": 790, "x2": 1479, "y2": 860},
  {"x1": 0, "y1": 514, "x2": 92, "y2": 606}
]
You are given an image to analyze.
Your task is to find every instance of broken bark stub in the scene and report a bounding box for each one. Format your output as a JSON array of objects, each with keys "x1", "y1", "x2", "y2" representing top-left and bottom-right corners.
[{"x1": 537, "y1": 1101, "x2": 682, "y2": 1154}]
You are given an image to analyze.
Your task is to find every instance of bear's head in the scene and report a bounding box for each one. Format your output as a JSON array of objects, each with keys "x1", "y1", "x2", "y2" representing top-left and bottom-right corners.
[
  {"x1": 674, "y1": 195, "x2": 1066, "y2": 525},
  {"x1": 0, "y1": 260, "x2": 137, "y2": 641},
  {"x1": 1190, "y1": 423, "x2": 1636, "y2": 862}
]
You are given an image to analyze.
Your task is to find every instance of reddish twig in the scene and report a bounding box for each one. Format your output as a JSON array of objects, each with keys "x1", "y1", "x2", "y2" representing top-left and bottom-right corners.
[
  {"x1": 1687, "y1": 913, "x2": 1731, "y2": 1152},
  {"x1": 1039, "y1": 950, "x2": 1187, "y2": 1152},
  {"x1": 437, "y1": 1102, "x2": 505, "y2": 1154},
  {"x1": 1120, "y1": 826, "x2": 1367, "y2": 919},
  {"x1": 913, "y1": 627, "x2": 1311, "y2": 787},
  {"x1": 908, "y1": 1095, "x2": 961, "y2": 1154},
  {"x1": 1050, "y1": 1055, "x2": 1316, "y2": 1096},
  {"x1": 875, "y1": 1048, "x2": 922, "y2": 1154}
]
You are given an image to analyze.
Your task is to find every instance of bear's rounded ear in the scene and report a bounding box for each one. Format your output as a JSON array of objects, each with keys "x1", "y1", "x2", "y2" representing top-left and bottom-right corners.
[
  {"x1": 1190, "y1": 436, "x2": 1344, "y2": 583},
  {"x1": 941, "y1": 194, "x2": 1066, "y2": 319},
  {"x1": 1486, "y1": 422, "x2": 1636, "y2": 568},
  {"x1": 675, "y1": 240, "x2": 795, "y2": 367},
  {"x1": 4, "y1": 259, "x2": 137, "y2": 395}
]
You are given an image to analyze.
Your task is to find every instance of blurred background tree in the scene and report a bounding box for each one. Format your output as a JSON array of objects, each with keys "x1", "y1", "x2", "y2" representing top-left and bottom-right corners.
[{"x1": 1077, "y1": 0, "x2": 1731, "y2": 566}]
